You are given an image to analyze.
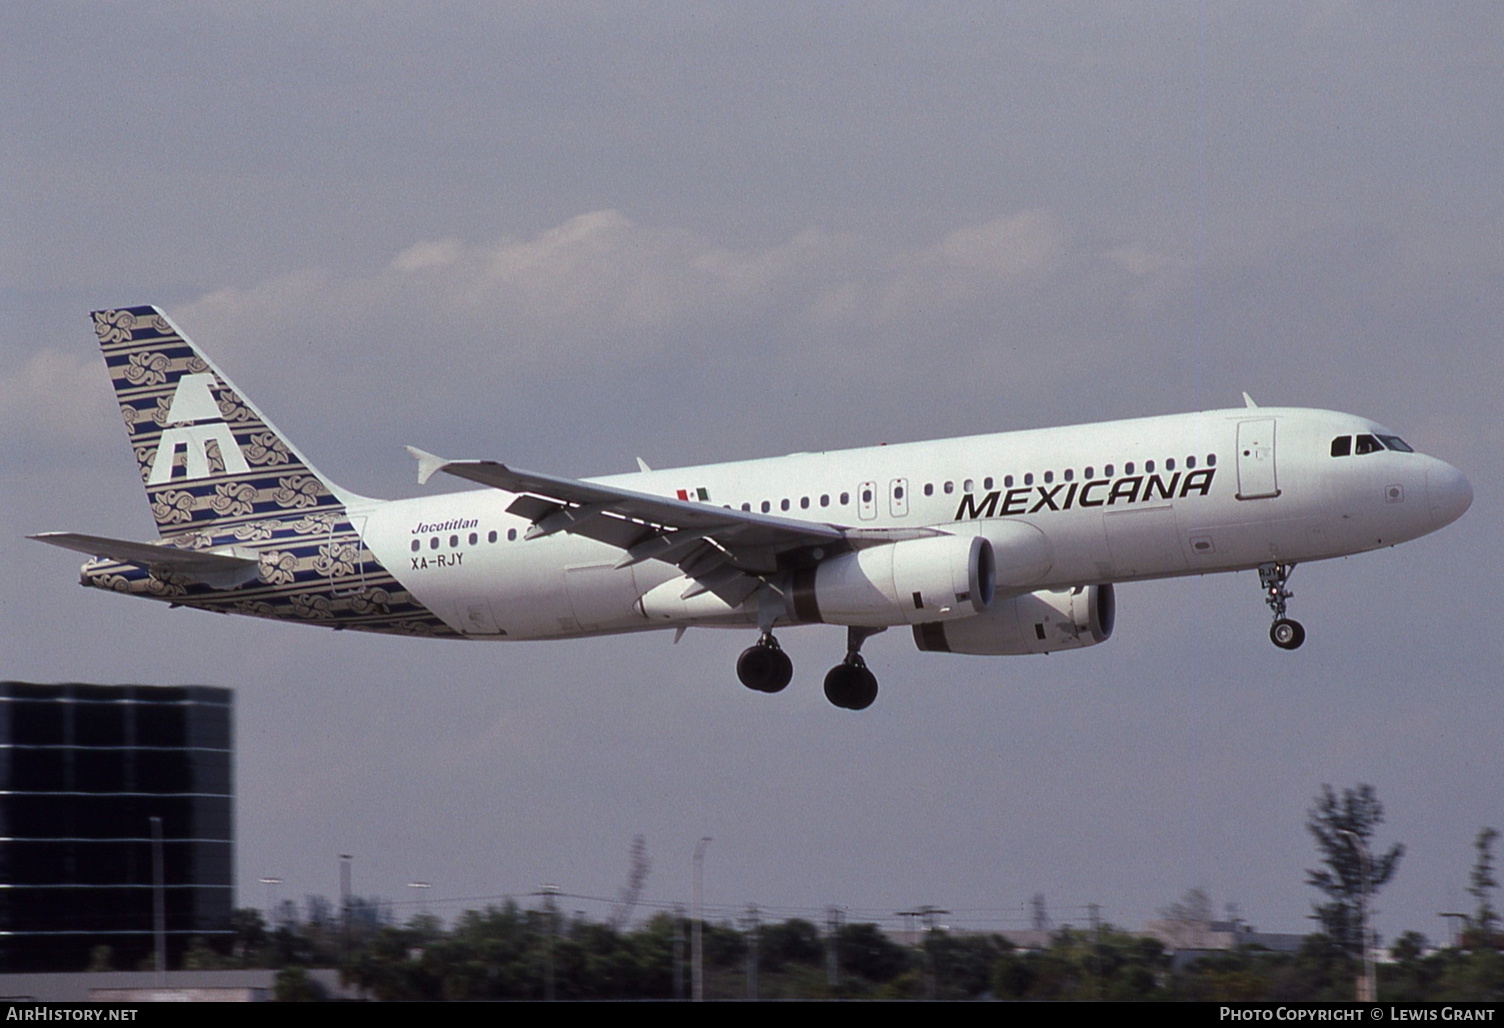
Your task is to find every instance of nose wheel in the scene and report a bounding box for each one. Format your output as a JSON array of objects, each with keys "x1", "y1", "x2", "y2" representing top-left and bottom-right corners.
[
  {"x1": 1259, "y1": 562, "x2": 1305, "y2": 650},
  {"x1": 1270, "y1": 618, "x2": 1306, "y2": 650},
  {"x1": 737, "y1": 633, "x2": 793, "y2": 693}
]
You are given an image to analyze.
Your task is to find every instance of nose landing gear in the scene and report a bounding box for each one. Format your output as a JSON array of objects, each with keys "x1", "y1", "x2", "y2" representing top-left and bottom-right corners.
[{"x1": 1259, "y1": 562, "x2": 1305, "y2": 650}]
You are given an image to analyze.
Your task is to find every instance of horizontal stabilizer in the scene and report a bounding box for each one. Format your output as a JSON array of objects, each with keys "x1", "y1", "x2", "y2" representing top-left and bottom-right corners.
[
  {"x1": 406, "y1": 446, "x2": 451, "y2": 486},
  {"x1": 30, "y1": 532, "x2": 262, "y2": 589}
]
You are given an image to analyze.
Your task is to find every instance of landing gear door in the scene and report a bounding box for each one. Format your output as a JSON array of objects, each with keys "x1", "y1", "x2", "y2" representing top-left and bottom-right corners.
[{"x1": 1236, "y1": 418, "x2": 1280, "y2": 499}]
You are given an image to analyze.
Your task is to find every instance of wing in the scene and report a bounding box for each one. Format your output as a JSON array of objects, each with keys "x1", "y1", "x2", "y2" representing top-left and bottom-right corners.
[
  {"x1": 407, "y1": 448, "x2": 943, "y2": 605},
  {"x1": 30, "y1": 532, "x2": 262, "y2": 589}
]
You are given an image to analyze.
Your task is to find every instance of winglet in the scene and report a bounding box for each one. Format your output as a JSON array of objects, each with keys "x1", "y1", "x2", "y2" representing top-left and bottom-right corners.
[
  {"x1": 1242, "y1": 392, "x2": 1259, "y2": 408},
  {"x1": 406, "y1": 446, "x2": 450, "y2": 486},
  {"x1": 636, "y1": 457, "x2": 652, "y2": 473}
]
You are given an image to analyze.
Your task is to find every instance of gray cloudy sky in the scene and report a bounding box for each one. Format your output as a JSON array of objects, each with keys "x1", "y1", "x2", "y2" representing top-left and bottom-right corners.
[{"x1": 4, "y1": 3, "x2": 1500, "y2": 941}]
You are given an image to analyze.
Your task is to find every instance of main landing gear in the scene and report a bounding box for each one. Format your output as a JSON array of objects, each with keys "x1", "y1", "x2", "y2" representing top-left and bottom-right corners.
[
  {"x1": 823, "y1": 627, "x2": 883, "y2": 711},
  {"x1": 736, "y1": 626, "x2": 885, "y2": 709},
  {"x1": 1259, "y1": 561, "x2": 1306, "y2": 651},
  {"x1": 736, "y1": 633, "x2": 793, "y2": 693}
]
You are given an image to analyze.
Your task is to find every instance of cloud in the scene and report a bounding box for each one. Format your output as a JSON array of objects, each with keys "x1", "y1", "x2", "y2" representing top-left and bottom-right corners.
[
  {"x1": 169, "y1": 207, "x2": 1092, "y2": 389},
  {"x1": 0, "y1": 347, "x2": 118, "y2": 449}
]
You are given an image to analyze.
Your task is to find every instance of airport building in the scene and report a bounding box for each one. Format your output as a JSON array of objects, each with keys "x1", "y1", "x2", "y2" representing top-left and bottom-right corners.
[{"x1": 0, "y1": 682, "x2": 233, "y2": 971}]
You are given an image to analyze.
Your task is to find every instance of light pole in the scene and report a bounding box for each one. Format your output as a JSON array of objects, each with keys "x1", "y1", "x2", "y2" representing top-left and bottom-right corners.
[
  {"x1": 407, "y1": 881, "x2": 432, "y2": 920},
  {"x1": 339, "y1": 854, "x2": 353, "y2": 965},
  {"x1": 536, "y1": 883, "x2": 560, "y2": 1001},
  {"x1": 1339, "y1": 829, "x2": 1376, "y2": 1002},
  {"x1": 259, "y1": 877, "x2": 283, "y2": 923},
  {"x1": 692, "y1": 836, "x2": 712, "y2": 1002}
]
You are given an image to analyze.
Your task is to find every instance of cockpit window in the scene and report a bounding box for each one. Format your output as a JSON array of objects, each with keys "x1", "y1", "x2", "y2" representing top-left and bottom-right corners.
[
  {"x1": 1331, "y1": 436, "x2": 1352, "y2": 457},
  {"x1": 1377, "y1": 434, "x2": 1413, "y2": 453},
  {"x1": 1355, "y1": 434, "x2": 1383, "y2": 455}
]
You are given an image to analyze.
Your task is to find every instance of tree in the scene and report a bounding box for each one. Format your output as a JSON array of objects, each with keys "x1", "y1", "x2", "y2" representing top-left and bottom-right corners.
[
  {"x1": 1305, "y1": 784, "x2": 1404, "y2": 957},
  {"x1": 1466, "y1": 827, "x2": 1499, "y2": 947},
  {"x1": 607, "y1": 835, "x2": 651, "y2": 931},
  {"x1": 1159, "y1": 887, "x2": 1216, "y2": 950}
]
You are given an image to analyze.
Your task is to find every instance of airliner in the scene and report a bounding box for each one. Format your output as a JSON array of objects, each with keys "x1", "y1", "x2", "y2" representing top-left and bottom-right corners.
[{"x1": 34, "y1": 306, "x2": 1472, "y2": 709}]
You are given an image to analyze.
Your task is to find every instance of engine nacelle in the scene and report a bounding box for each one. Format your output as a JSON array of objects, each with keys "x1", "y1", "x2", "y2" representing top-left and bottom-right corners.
[
  {"x1": 792, "y1": 535, "x2": 995, "y2": 628},
  {"x1": 912, "y1": 583, "x2": 1115, "y2": 655}
]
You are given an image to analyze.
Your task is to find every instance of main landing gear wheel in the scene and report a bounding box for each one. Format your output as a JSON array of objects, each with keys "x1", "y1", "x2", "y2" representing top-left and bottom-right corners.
[
  {"x1": 1258, "y1": 561, "x2": 1305, "y2": 651},
  {"x1": 1270, "y1": 618, "x2": 1306, "y2": 650},
  {"x1": 823, "y1": 626, "x2": 884, "y2": 710},
  {"x1": 824, "y1": 656, "x2": 878, "y2": 711},
  {"x1": 737, "y1": 634, "x2": 793, "y2": 693}
]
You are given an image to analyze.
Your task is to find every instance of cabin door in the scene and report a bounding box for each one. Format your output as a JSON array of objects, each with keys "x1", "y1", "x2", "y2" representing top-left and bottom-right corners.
[{"x1": 1236, "y1": 419, "x2": 1280, "y2": 500}]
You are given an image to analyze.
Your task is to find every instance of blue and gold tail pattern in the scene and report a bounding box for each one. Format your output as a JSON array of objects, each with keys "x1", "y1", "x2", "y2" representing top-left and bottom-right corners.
[
  {"x1": 88, "y1": 307, "x2": 456, "y2": 637},
  {"x1": 95, "y1": 306, "x2": 343, "y2": 537}
]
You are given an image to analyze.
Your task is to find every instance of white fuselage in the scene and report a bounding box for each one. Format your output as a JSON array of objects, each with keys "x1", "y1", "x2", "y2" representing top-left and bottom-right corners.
[{"x1": 355, "y1": 407, "x2": 1472, "y2": 640}]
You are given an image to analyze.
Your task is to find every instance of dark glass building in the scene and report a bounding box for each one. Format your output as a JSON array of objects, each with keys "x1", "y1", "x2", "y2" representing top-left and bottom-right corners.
[{"x1": 0, "y1": 683, "x2": 232, "y2": 971}]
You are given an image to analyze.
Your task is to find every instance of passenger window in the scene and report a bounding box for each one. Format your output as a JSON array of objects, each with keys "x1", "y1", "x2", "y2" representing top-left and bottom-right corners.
[
  {"x1": 984, "y1": 477, "x2": 993, "y2": 490},
  {"x1": 1043, "y1": 470, "x2": 1053, "y2": 484},
  {"x1": 1145, "y1": 460, "x2": 1155, "y2": 473},
  {"x1": 924, "y1": 483, "x2": 934, "y2": 496},
  {"x1": 861, "y1": 488, "x2": 872, "y2": 503},
  {"x1": 1104, "y1": 464, "x2": 1114, "y2": 477},
  {"x1": 800, "y1": 496, "x2": 810, "y2": 509},
  {"x1": 411, "y1": 540, "x2": 420, "y2": 553},
  {"x1": 1064, "y1": 469, "x2": 1074, "y2": 482},
  {"x1": 943, "y1": 481, "x2": 954, "y2": 494},
  {"x1": 469, "y1": 532, "x2": 478, "y2": 545},
  {"x1": 761, "y1": 501, "x2": 771, "y2": 513},
  {"x1": 1024, "y1": 473, "x2": 1034, "y2": 486},
  {"x1": 430, "y1": 537, "x2": 439, "y2": 550},
  {"x1": 1125, "y1": 462, "x2": 1135, "y2": 475},
  {"x1": 450, "y1": 535, "x2": 459, "y2": 548},
  {"x1": 507, "y1": 528, "x2": 517, "y2": 541},
  {"x1": 893, "y1": 486, "x2": 904, "y2": 500},
  {"x1": 1205, "y1": 454, "x2": 1215, "y2": 467},
  {"x1": 840, "y1": 492, "x2": 850, "y2": 505},
  {"x1": 1004, "y1": 475, "x2": 1014, "y2": 488},
  {"x1": 488, "y1": 530, "x2": 498, "y2": 543},
  {"x1": 1355, "y1": 434, "x2": 1383, "y2": 455},
  {"x1": 1331, "y1": 436, "x2": 1352, "y2": 457},
  {"x1": 1085, "y1": 467, "x2": 1094, "y2": 479},
  {"x1": 963, "y1": 479, "x2": 973, "y2": 493},
  {"x1": 780, "y1": 498, "x2": 790, "y2": 511},
  {"x1": 741, "y1": 502, "x2": 751, "y2": 511},
  {"x1": 1186, "y1": 456, "x2": 1196, "y2": 469},
  {"x1": 1166, "y1": 458, "x2": 1176, "y2": 471},
  {"x1": 820, "y1": 494, "x2": 830, "y2": 507}
]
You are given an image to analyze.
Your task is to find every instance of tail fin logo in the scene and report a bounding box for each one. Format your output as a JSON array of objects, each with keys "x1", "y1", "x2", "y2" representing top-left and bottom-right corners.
[{"x1": 147, "y1": 373, "x2": 252, "y2": 484}]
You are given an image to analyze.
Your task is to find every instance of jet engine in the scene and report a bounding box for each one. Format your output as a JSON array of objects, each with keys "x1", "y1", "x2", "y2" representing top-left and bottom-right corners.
[
  {"x1": 911, "y1": 583, "x2": 1115, "y2": 655},
  {"x1": 791, "y1": 534, "x2": 994, "y2": 627}
]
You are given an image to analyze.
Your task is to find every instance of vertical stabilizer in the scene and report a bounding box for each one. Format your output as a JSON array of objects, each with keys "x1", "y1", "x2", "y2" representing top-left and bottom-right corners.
[{"x1": 92, "y1": 306, "x2": 356, "y2": 539}]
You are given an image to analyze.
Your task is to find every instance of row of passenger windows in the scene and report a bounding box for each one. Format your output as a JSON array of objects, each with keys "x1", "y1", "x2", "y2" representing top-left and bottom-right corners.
[
  {"x1": 743, "y1": 493, "x2": 850, "y2": 513},
  {"x1": 1330, "y1": 434, "x2": 1412, "y2": 457},
  {"x1": 732, "y1": 454, "x2": 1218, "y2": 513},
  {"x1": 410, "y1": 528, "x2": 521, "y2": 552},
  {"x1": 411, "y1": 451, "x2": 1225, "y2": 548}
]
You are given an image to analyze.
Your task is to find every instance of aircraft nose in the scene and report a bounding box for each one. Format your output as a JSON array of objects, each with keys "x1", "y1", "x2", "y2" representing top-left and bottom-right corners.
[{"x1": 1427, "y1": 461, "x2": 1473, "y2": 529}]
